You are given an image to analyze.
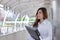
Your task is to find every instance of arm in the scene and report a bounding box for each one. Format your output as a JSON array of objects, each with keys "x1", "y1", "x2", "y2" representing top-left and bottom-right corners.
[{"x1": 42, "y1": 23, "x2": 52, "y2": 40}]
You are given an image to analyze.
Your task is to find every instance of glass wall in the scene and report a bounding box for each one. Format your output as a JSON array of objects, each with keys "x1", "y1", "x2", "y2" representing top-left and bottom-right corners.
[{"x1": 0, "y1": 4, "x2": 36, "y2": 35}]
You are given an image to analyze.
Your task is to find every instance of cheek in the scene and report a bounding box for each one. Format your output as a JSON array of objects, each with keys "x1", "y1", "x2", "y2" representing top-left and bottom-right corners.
[
  {"x1": 37, "y1": 13, "x2": 43, "y2": 19},
  {"x1": 38, "y1": 14, "x2": 43, "y2": 19},
  {"x1": 38, "y1": 13, "x2": 43, "y2": 17},
  {"x1": 40, "y1": 14, "x2": 43, "y2": 17},
  {"x1": 37, "y1": 15, "x2": 41, "y2": 19}
]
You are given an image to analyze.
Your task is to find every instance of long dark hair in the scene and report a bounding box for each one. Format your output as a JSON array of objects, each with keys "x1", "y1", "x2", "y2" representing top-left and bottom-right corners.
[{"x1": 33, "y1": 7, "x2": 48, "y2": 27}]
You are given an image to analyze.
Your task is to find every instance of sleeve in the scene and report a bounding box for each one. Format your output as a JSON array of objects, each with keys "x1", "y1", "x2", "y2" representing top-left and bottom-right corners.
[{"x1": 42, "y1": 23, "x2": 52, "y2": 40}]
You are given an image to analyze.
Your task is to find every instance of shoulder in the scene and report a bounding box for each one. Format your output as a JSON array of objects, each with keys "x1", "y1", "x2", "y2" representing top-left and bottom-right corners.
[
  {"x1": 43, "y1": 19, "x2": 52, "y2": 26},
  {"x1": 43, "y1": 19, "x2": 52, "y2": 30}
]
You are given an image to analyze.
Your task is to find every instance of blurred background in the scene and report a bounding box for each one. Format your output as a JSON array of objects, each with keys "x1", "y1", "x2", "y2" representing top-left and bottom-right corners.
[{"x1": 0, "y1": 0, "x2": 60, "y2": 40}]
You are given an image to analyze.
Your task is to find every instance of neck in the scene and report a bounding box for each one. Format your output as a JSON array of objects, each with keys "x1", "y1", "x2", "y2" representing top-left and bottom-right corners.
[{"x1": 40, "y1": 19, "x2": 44, "y2": 23}]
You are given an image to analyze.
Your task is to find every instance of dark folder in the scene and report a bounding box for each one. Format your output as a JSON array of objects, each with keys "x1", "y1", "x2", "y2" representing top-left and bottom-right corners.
[{"x1": 25, "y1": 26, "x2": 40, "y2": 40}]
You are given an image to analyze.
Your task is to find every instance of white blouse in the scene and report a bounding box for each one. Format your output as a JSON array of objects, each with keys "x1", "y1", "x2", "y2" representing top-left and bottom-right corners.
[{"x1": 27, "y1": 19, "x2": 52, "y2": 40}]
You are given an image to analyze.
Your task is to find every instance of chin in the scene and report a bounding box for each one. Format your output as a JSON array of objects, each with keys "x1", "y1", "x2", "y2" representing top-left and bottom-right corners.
[
  {"x1": 38, "y1": 18, "x2": 41, "y2": 19},
  {"x1": 37, "y1": 18, "x2": 40, "y2": 19}
]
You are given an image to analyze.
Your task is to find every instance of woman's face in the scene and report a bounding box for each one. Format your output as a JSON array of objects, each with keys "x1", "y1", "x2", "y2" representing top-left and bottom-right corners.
[{"x1": 37, "y1": 10, "x2": 43, "y2": 19}]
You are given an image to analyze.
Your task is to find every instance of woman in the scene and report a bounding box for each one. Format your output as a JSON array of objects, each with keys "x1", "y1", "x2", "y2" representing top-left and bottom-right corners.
[{"x1": 27, "y1": 7, "x2": 52, "y2": 40}]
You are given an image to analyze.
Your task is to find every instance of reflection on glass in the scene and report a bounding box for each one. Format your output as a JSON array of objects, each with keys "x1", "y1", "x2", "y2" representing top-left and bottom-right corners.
[
  {"x1": 29, "y1": 17, "x2": 35, "y2": 26},
  {"x1": 1, "y1": 27, "x2": 7, "y2": 34},
  {"x1": 0, "y1": 5, "x2": 36, "y2": 36}
]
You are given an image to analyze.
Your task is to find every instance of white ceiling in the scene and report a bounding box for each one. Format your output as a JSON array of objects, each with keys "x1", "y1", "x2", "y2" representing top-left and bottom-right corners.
[{"x1": 0, "y1": 0, "x2": 51, "y2": 17}]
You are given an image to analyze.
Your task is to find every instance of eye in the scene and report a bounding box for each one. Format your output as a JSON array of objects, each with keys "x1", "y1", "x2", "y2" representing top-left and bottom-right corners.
[{"x1": 39, "y1": 12, "x2": 41, "y2": 14}]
